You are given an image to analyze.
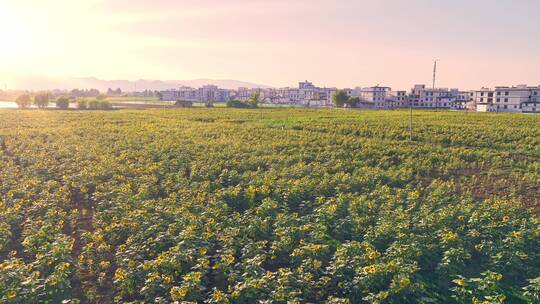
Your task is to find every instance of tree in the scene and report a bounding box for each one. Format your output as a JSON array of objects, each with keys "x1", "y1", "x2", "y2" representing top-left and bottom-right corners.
[
  {"x1": 99, "y1": 101, "x2": 112, "y2": 109},
  {"x1": 77, "y1": 99, "x2": 88, "y2": 109},
  {"x1": 15, "y1": 94, "x2": 31, "y2": 108},
  {"x1": 347, "y1": 96, "x2": 360, "y2": 108},
  {"x1": 88, "y1": 100, "x2": 100, "y2": 109},
  {"x1": 88, "y1": 89, "x2": 100, "y2": 97},
  {"x1": 96, "y1": 94, "x2": 106, "y2": 101},
  {"x1": 33, "y1": 93, "x2": 50, "y2": 108},
  {"x1": 226, "y1": 100, "x2": 251, "y2": 108},
  {"x1": 56, "y1": 96, "x2": 70, "y2": 109},
  {"x1": 70, "y1": 89, "x2": 81, "y2": 97},
  {"x1": 332, "y1": 90, "x2": 349, "y2": 108},
  {"x1": 248, "y1": 92, "x2": 260, "y2": 108}
]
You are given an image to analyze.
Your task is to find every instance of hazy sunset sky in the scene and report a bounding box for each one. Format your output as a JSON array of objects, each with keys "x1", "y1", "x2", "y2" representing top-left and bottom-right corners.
[{"x1": 0, "y1": 0, "x2": 539, "y2": 89}]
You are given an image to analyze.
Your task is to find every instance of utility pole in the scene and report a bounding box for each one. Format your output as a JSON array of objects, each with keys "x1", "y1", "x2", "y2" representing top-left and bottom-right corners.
[
  {"x1": 433, "y1": 60, "x2": 438, "y2": 108},
  {"x1": 432, "y1": 60, "x2": 437, "y2": 89},
  {"x1": 409, "y1": 100, "x2": 413, "y2": 141}
]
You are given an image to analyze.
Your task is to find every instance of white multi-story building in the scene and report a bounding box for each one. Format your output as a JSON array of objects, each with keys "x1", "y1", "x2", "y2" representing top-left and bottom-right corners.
[
  {"x1": 387, "y1": 90, "x2": 408, "y2": 108},
  {"x1": 265, "y1": 81, "x2": 335, "y2": 106},
  {"x1": 270, "y1": 87, "x2": 292, "y2": 104},
  {"x1": 521, "y1": 87, "x2": 540, "y2": 113},
  {"x1": 407, "y1": 85, "x2": 460, "y2": 109},
  {"x1": 298, "y1": 81, "x2": 336, "y2": 107},
  {"x1": 299, "y1": 81, "x2": 315, "y2": 90},
  {"x1": 493, "y1": 86, "x2": 530, "y2": 112},
  {"x1": 347, "y1": 86, "x2": 394, "y2": 108},
  {"x1": 322, "y1": 88, "x2": 338, "y2": 106},
  {"x1": 360, "y1": 86, "x2": 390, "y2": 102},
  {"x1": 470, "y1": 88, "x2": 493, "y2": 112},
  {"x1": 161, "y1": 86, "x2": 199, "y2": 102},
  {"x1": 236, "y1": 87, "x2": 268, "y2": 102},
  {"x1": 199, "y1": 85, "x2": 230, "y2": 102},
  {"x1": 451, "y1": 91, "x2": 472, "y2": 110},
  {"x1": 362, "y1": 86, "x2": 391, "y2": 108},
  {"x1": 288, "y1": 88, "x2": 301, "y2": 104},
  {"x1": 161, "y1": 85, "x2": 230, "y2": 103},
  {"x1": 472, "y1": 85, "x2": 539, "y2": 113},
  {"x1": 235, "y1": 87, "x2": 252, "y2": 101}
]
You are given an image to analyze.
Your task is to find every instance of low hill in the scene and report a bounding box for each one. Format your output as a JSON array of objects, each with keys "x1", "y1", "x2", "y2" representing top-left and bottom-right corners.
[{"x1": 2, "y1": 74, "x2": 272, "y2": 91}]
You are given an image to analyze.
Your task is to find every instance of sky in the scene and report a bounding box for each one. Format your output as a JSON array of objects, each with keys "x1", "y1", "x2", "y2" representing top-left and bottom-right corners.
[{"x1": 0, "y1": 0, "x2": 539, "y2": 90}]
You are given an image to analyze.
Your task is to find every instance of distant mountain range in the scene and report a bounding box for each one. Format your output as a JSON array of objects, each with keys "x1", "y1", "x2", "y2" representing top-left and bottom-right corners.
[{"x1": 2, "y1": 75, "x2": 272, "y2": 91}]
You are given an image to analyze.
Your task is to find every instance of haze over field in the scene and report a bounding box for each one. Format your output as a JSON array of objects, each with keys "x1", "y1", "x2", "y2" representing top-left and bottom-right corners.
[
  {"x1": 1, "y1": 75, "x2": 271, "y2": 91},
  {"x1": 1, "y1": 0, "x2": 540, "y2": 90}
]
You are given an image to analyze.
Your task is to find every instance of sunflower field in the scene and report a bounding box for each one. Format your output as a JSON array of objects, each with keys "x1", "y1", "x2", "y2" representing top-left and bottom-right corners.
[{"x1": 0, "y1": 108, "x2": 539, "y2": 303}]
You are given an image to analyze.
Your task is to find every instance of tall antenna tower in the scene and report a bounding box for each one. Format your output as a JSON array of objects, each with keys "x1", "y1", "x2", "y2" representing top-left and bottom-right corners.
[{"x1": 432, "y1": 60, "x2": 438, "y2": 89}]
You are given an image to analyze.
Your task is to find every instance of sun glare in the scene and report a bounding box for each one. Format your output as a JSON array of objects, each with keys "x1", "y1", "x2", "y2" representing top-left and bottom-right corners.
[{"x1": 0, "y1": 9, "x2": 32, "y2": 59}]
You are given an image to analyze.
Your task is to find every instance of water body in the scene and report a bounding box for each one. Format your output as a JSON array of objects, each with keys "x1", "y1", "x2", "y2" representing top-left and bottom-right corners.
[
  {"x1": 0, "y1": 100, "x2": 173, "y2": 109},
  {"x1": 0, "y1": 101, "x2": 17, "y2": 108},
  {"x1": 0, "y1": 101, "x2": 79, "y2": 109}
]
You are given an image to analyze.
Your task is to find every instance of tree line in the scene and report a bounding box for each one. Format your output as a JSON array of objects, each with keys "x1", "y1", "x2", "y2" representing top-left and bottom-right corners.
[{"x1": 15, "y1": 93, "x2": 111, "y2": 110}]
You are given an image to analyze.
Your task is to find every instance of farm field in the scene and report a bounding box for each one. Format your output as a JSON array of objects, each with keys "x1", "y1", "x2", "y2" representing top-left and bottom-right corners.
[{"x1": 0, "y1": 108, "x2": 539, "y2": 303}]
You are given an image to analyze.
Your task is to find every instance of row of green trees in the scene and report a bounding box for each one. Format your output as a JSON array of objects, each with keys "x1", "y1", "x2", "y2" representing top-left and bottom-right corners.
[
  {"x1": 332, "y1": 90, "x2": 360, "y2": 108},
  {"x1": 77, "y1": 99, "x2": 112, "y2": 110},
  {"x1": 15, "y1": 93, "x2": 52, "y2": 108},
  {"x1": 226, "y1": 92, "x2": 260, "y2": 108},
  {"x1": 14, "y1": 94, "x2": 111, "y2": 110}
]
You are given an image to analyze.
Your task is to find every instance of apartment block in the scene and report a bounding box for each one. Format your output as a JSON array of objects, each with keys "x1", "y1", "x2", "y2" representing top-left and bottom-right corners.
[
  {"x1": 387, "y1": 90, "x2": 408, "y2": 108},
  {"x1": 522, "y1": 87, "x2": 540, "y2": 113},
  {"x1": 160, "y1": 85, "x2": 230, "y2": 103},
  {"x1": 407, "y1": 85, "x2": 459, "y2": 109},
  {"x1": 451, "y1": 91, "x2": 472, "y2": 110},
  {"x1": 360, "y1": 86, "x2": 391, "y2": 108},
  {"x1": 235, "y1": 87, "x2": 267, "y2": 101},
  {"x1": 472, "y1": 85, "x2": 539, "y2": 113},
  {"x1": 264, "y1": 81, "x2": 336, "y2": 106}
]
